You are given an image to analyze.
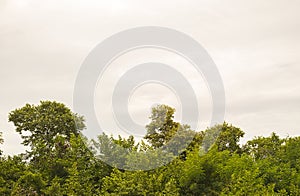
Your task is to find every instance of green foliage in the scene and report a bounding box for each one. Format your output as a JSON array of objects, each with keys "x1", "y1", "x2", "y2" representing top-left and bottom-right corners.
[
  {"x1": 11, "y1": 171, "x2": 46, "y2": 195},
  {"x1": 144, "y1": 104, "x2": 180, "y2": 148},
  {"x1": 43, "y1": 177, "x2": 64, "y2": 196},
  {"x1": 279, "y1": 136, "x2": 300, "y2": 168},
  {"x1": 0, "y1": 155, "x2": 26, "y2": 195},
  {"x1": 124, "y1": 149, "x2": 174, "y2": 171},
  {"x1": 8, "y1": 101, "x2": 85, "y2": 159},
  {"x1": 203, "y1": 122, "x2": 244, "y2": 153},
  {"x1": 101, "y1": 168, "x2": 180, "y2": 195},
  {"x1": 95, "y1": 133, "x2": 138, "y2": 169},
  {"x1": 2, "y1": 102, "x2": 300, "y2": 195},
  {"x1": 244, "y1": 132, "x2": 284, "y2": 159},
  {"x1": 178, "y1": 151, "x2": 205, "y2": 195}
]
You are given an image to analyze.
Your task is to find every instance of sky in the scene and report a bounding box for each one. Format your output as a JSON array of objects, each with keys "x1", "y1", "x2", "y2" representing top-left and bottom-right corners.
[{"x1": 1, "y1": 0, "x2": 300, "y2": 155}]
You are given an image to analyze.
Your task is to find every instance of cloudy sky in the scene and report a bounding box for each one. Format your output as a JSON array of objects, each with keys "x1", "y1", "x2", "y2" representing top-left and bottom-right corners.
[{"x1": 1, "y1": 0, "x2": 300, "y2": 155}]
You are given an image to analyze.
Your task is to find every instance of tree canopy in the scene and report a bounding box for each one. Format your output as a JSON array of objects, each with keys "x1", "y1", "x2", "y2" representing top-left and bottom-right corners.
[{"x1": 0, "y1": 101, "x2": 299, "y2": 195}]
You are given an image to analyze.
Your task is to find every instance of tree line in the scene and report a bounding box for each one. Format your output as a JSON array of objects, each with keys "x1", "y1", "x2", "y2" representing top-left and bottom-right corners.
[{"x1": 0, "y1": 101, "x2": 300, "y2": 195}]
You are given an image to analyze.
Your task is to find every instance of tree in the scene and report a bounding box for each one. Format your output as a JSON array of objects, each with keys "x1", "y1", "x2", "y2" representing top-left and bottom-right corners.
[
  {"x1": 4, "y1": 101, "x2": 300, "y2": 195},
  {"x1": 178, "y1": 150, "x2": 205, "y2": 195},
  {"x1": 220, "y1": 169, "x2": 275, "y2": 195},
  {"x1": 101, "y1": 167, "x2": 180, "y2": 195},
  {"x1": 95, "y1": 133, "x2": 138, "y2": 169},
  {"x1": 243, "y1": 133, "x2": 300, "y2": 194},
  {"x1": 203, "y1": 122, "x2": 244, "y2": 153},
  {"x1": 144, "y1": 104, "x2": 180, "y2": 148},
  {"x1": 243, "y1": 132, "x2": 284, "y2": 160},
  {"x1": 0, "y1": 155, "x2": 27, "y2": 195},
  {"x1": 8, "y1": 101, "x2": 85, "y2": 161},
  {"x1": 11, "y1": 171, "x2": 46, "y2": 196},
  {"x1": 7, "y1": 101, "x2": 113, "y2": 195},
  {"x1": 280, "y1": 136, "x2": 300, "y2": 168},
  {"x1": 62, "y1": 134, "x2": 110, "y2": 195}
]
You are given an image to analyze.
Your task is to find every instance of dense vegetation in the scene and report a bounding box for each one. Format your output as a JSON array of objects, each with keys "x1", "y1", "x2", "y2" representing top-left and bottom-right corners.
[{"x1": 1, "y1": 101, "x2": 300, "y2": 195}]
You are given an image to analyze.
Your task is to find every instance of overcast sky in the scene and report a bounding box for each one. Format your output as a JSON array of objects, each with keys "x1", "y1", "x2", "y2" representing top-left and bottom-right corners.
[{"x1": 1, "y1": 0, "x2": 300, "y2": 155}]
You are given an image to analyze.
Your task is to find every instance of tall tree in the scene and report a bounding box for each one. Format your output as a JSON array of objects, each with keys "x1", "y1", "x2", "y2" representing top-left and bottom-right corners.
[
  {"x1": 8, "y1": 101, "x2": 89, "y2": 186},
  {"x1": 144, "y1": 104, "x2": 180, "y2": 148},
  {"x1": 8, "y1": 101, "x2": 85, "y2": 158}
]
